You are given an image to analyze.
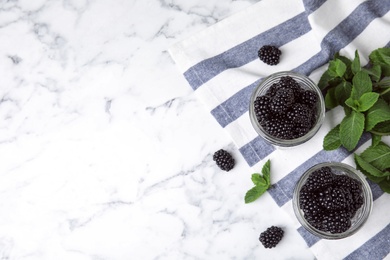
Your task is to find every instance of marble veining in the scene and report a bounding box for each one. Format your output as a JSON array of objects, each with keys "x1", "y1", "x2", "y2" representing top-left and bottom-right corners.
[{"x1": 0, "y1": 0, "x2": 315, "y2": 259}]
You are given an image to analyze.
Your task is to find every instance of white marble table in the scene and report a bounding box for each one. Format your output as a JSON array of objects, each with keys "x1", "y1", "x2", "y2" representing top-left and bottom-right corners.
[{"x1": 0, "y1": 0, "x2": 315, "y2": 259}]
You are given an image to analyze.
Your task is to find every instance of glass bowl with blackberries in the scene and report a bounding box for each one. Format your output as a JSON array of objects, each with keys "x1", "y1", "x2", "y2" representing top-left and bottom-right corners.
[
  {"x1": 249, "y1": 71, "x2": 325, "y2": 147},
  {"x1": 292, "y1": 162, "x2": 373, "y2": 239}
]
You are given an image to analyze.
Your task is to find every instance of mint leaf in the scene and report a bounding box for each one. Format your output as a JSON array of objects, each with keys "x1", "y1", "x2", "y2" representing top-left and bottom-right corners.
[
  {"x1": 357, "y1": 92, "x2": 380, "y2": 112},
  {"x1": 351, "y1": 50, "x2": 361, "y2": 74},
  {"x1": 323, "y1": 124, "x2": 341, "y2": 150},
  {"x1": 340, "y1": 110, "x2": 365, "y2": 151},
  {"x1": 355, "y1": 154, "x2": 387, "y2": 182},
  {"x1": 318, "y1": 70, "x2": 334, "y2": 90},
  {"x1": 360, "y1": 141, "x2": 390, "y2": 171},
  {"x1": 351, "y1": 71, "x2": 372, "y2": 99},
  {"x1": 369, "y1": 47, "x2": 390, "y2": 66},
  {"x1": 371, "y1": 121, "x2": 390, "y2": 135},
  {"x1": 335, "y1": 81, "x2": 352, "y2": 104},
  {"x1": 381, "y1": 87, "x2": 390, "y2": 104},
  {"x1": 334, "y1": 53, "x2": 353, "y2": 80},
  {"x1": 245, "y1": 186, "x2": 267, "y2": 203},
  {"x1": 245, "y1": 160, "x2": 271, "y2": 204},
  {"x1": 372, "y1": 133, "x2": 382, "y2": 147},
  {"x1": 369, "y1": 48, "x2": 390, "y2": 76},
  {"x1": 251, "y1": 173, "x2": 267, "y2": 187},
  {"x1": 378, "y1": 179, "x2": 390, "y2": 193},
  {"x1": 325, "y1": 87, "x2": 338, "y2": 109},
  {"x1": 344, "y1": 105, "x2": 352, "y2": 117},
  {"x1": 345, "y1": 97, "x2": 358, "y2": 111},
  {"x1": 365, "y1": 98, "x2": 390, "y2": 131},
  {"x1": 328, "y1": 59, "x2": 347, "y2": 78},
  {"x1": 262, "y1": 159, "x2": 271, "y2": 185},
  {"x1": 363, "y1": 64, "x2": 381, "y2": 82}
]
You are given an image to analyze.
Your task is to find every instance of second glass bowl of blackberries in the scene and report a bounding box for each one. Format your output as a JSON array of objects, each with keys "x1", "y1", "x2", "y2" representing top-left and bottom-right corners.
[
  {"x1": 249, "y1": 71, "x2": 325, "y2": 147},
  {"x1": 292, "y1": 162, "x2": 373, "y2": 239}
]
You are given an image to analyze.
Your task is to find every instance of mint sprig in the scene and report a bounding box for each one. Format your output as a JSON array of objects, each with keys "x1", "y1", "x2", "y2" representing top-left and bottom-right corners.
[
  {"x1": 245, "y1": 160, "x2": 271, "y2": 203},
  {"x1": 320, "y1": 47, "x2": 390, "y2": 193}
]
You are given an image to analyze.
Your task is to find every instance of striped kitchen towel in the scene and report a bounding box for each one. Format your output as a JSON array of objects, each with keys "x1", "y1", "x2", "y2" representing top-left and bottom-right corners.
[{"x1": 169, "y1": 0, "x2": 390, "y2": 259}]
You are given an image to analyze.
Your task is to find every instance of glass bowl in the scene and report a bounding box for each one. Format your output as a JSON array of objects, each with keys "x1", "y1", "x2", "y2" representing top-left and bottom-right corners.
[
  {"x1": 249, "y1": 71, "x2": 325, "y2": 147},
  {"x1": 292, "y1": 162, "x2": 373, "y2": 239}
]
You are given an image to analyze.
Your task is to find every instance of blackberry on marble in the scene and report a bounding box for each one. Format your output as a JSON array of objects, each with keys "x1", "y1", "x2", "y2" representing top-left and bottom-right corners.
[
  {"x1": 259, "y1": 226, "x2": 284, "y2": 248},
  {"x1": 213, "y1": 149, "x2": 234, "y2": 171}
]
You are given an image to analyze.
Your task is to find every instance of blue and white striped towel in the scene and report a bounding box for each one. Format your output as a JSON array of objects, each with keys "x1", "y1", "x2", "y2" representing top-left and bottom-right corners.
[{"x1": 169, "y1": 0, "x2": 390, "y2": 259}]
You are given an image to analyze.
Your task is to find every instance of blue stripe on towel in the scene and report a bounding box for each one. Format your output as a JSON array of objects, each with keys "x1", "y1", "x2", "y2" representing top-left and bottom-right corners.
[
  {"x1": 267, "y1": 133, "x2": 371, "y2": 207},
  {"x1": 183, "y1": 12, "x2": 311, "y2": 90},
  {"x1": 238, "y1": 136, "x2": 275, "y2": 167},
  {"x1": 344, "y1": 223, "x2": 390, "y2": 260},
  {"x1": 210, "y1": 79, "x2": 260, "y2": 128},
  {"x1": 294, "y1": 0, "x2": 390, "y2": 76},
  {"x1": 302, "y1": 0, "x2": 327, "y2": 14},
  {"x1": 210, "y1": 1, "x2": 390, "y2": 131},
  {"x1": 297, "y1": 226, "x2": 321, "y2": 247}
]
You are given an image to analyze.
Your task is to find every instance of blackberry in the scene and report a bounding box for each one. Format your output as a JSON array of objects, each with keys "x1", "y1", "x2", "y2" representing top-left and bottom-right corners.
[
  {"x1": 213, "y1": 149, "x2": 234, "y2": 171},
  {"x1": 254, "y1": 95, "x2": 271, "y2": 122},
  {"x1": 279, "y1": 76, "x2": 303, "y2": 98},
  {"x1": 259, "y1": 226, "x2": 284, "y2": 248},
  {"x1": 262, "y1": 116, "x2": 294, "y2": 140},
  {"x1": 286, "y1": 103, "x2": 313, "y2": 125},
  {"x1": 321, "y1": 210, "x2": 351, "y2": 234},
  {"x1": 265, "y1": 83, "x2": 280, "y2": 97},
  {"x1": 269, "y1": 87, "x2": 295, "y2": 114},
  {"x1": 318, "y1": 186, "x2": 353, "y2": 211},
  {"x1": 302, "y1": 166, "x2": 333, "y2": 192},
  {"x1": 258, "y1": 45, "x2": 282, "y2": 66},
  {"x1": 299, "y1": 167, "x2": 365, "y2": 234},
  {"x1": 252, "y1": 75, "x2": 319, "y2": 141},
  {"x1": 300, "y1": 90, "x2": 318, "y2": 108},
  {"x1": 335, "y1": 175, "x2": 364, "y2": 212}
]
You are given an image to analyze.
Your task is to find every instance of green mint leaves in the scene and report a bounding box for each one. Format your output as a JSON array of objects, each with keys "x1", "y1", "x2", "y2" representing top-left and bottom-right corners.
[
  {"x1": 320, "y1": 47, "x2": 390, "y2": 193},
  {"x1": 355, "y1": 142, "x2": 390, "y2": 192},
  {"x1": 339, "y1": 111, "x2": 365, "y2": 151},
  {"x1": 245, "y1": 160, "x2": 271, "y2": 203}
]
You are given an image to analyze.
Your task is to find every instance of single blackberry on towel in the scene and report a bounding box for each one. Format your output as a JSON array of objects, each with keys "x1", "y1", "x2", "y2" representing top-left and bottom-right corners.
[
  {"x1": 258, "y1": 45, "x2": 282, "y2": 65},
  {"x1": 269, "y1": 87, "x2": 295, "y2": 114},
  {"x1": 254, "y1": 95, "x2": 271, "y2": 121},
  {"x1": 259, "y1": 226, "x2": 284, "y2": 248},
  {"x1": 213, "y1": 149, "x2": 234, "y2": 171},
  {"x1": 300, "y1": 90, "x2": 318, "y2": 108}
]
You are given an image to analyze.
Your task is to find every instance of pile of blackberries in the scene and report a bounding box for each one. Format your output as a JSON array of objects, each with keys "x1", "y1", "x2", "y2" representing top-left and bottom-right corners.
[
  {"x1": 253, "y1": 76, "x2": 318, "y2": 140},
  {"x1": 299, "y1": 166, "x2": 364, "y2": 234}
]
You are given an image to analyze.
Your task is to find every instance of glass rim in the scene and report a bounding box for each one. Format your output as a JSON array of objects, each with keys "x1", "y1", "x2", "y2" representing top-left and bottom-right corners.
[
  {"x1": 249, "y1": 71, "x2": 326, "y2": 147},
  {"x1": 292, "y1": 162, "x2": 373, "y2": 239}
]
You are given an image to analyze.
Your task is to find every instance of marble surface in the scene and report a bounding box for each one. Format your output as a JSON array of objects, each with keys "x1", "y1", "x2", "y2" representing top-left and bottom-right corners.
[{"x1": 0, "y1": 0, "x2": 315, "y2": 259}]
